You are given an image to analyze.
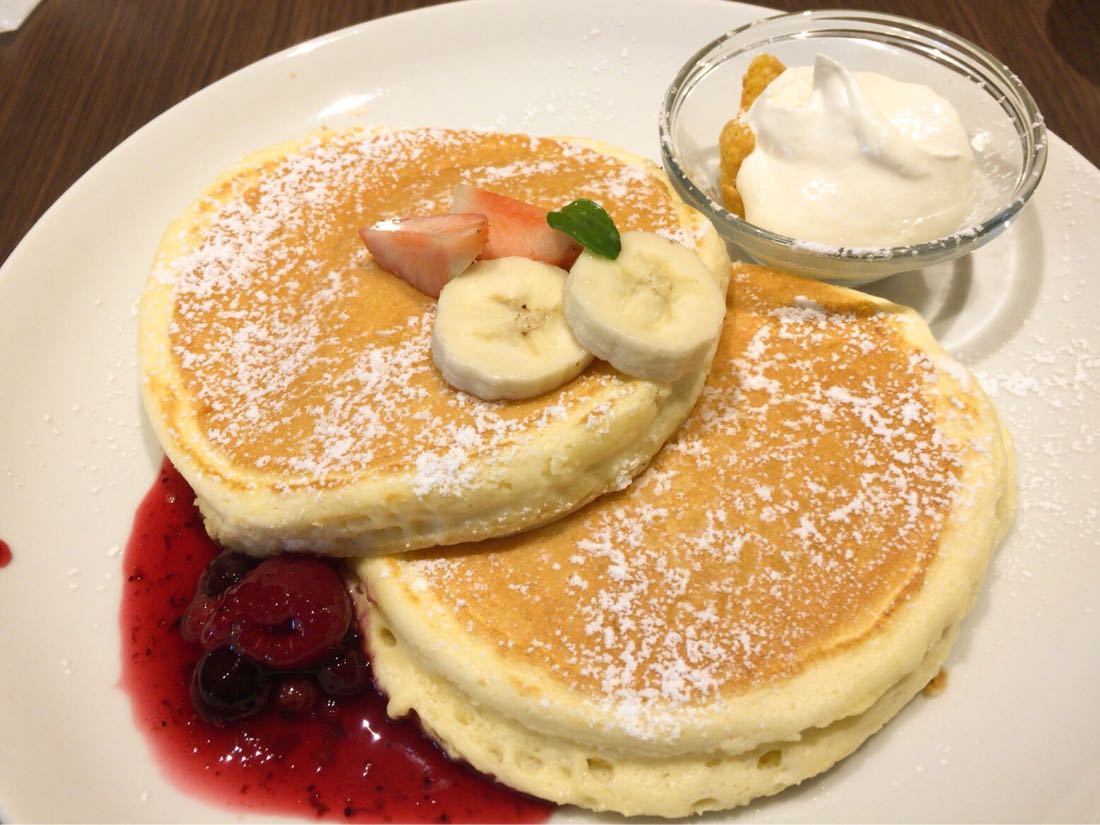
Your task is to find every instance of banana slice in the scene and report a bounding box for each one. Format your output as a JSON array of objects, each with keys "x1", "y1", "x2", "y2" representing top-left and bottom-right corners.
[
  {"x1": 432, "y1": 257, "x2": 593, "y2": 401},
  {"x1": 563, "y1": 230, "x2": 726, "y2": 383}
]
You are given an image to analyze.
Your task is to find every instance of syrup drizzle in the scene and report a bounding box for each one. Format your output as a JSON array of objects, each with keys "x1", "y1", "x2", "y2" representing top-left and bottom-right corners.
[{"x1": 119, "y1": 458, "x2": 553, "y2": 823}]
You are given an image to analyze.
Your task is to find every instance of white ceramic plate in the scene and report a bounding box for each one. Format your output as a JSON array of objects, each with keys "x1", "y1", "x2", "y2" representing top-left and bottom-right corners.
[{"x1": 1, "y1": 1, "x2": 1098, "y2": 821}]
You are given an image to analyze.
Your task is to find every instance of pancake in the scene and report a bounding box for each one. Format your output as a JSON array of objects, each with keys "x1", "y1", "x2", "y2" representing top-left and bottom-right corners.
[
  {"x1": 357, "y1": 263, "x2": 1015, "y2": 816},
  {"x1": 139, "y1": 128, "x2": 729, "y2": 556}
]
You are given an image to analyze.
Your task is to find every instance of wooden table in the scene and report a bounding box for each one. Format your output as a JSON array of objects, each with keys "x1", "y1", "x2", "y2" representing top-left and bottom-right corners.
[{"x1": 1, "y1": 0, "x2": 1097, "y2": 268}]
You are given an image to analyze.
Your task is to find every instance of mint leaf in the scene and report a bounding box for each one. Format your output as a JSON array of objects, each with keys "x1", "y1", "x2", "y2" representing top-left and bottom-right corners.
[{"x1": 547, "y1": 198, "x2": 621, "y2": 260}]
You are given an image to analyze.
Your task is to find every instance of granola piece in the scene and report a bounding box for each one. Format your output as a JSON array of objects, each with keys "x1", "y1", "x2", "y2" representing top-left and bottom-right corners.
[
  {"x1": 740, "y1": 53, "x2": 787, "y2": 111},
  {"x1": 718, "y1": 118, "x2": 753, "y2": 217},
  {"x1": 718, "y1": 53, "x2": 786, "y2": 217}
]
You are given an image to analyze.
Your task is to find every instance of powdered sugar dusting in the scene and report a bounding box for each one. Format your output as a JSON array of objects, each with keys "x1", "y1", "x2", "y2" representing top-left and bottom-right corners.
[
  {"x1": 405, "y1": 270, "x2": 977, "y2": 739},
  {"x1": 972, "y1": 331, "x2": 1100, "y2": 584},
  {"x1": 157, "y1": 128, "x2": 696, "y2": 492}
]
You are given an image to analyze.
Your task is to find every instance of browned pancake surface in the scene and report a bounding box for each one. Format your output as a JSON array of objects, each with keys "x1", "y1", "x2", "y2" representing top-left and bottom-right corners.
[
  {"x1": 165, "y1": 129, "x2": 701, "y2": 490},
  {"x1": 395, "y1": 267, "x2": 966, "y2": 705}
]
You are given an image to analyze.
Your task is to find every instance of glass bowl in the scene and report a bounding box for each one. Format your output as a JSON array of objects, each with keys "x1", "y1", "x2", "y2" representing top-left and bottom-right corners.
[{"x1": 658, "y1": 10, "x2": 1047, "y2": 283}]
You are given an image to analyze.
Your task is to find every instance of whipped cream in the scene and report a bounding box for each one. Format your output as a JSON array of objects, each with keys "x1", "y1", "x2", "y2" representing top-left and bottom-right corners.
[{"x1": 737, "y1": 54, "x2": 976, "y2": 248}]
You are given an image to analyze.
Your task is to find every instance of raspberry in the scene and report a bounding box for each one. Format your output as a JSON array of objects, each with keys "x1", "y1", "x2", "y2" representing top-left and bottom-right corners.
[
  {"x1": 201, "y1": 556, "x2": 352, "y2": 670},
  {"x1": 179, "y1": 593, "x2": 220, "y2": 644}
]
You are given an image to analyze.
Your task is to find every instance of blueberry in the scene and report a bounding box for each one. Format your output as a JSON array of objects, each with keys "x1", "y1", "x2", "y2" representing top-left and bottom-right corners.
[
  {"x1": 190, "y1": 646, "x2": 269, "y2": 723},
  {"x1": 199, "y1": 551, "x2": 259, "y2": 597},
  {"x1": 273, "y1": 677, "x2": 320, "y2": 715},
  {"x1": 317, "y1": 643, "x2": 370, "y2": 697}
]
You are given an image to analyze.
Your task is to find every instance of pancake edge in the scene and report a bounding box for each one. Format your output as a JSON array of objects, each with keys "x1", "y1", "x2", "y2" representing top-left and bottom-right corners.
[
  {"x1": 137, "y1": 127, "x2": 731, "y2": 557},
  {"x1": 358, "y1": 266, "x2": 1017, "y2": 755},
  {"x1": 361, "y1": 585, "x2": 963, "y2": 818}
]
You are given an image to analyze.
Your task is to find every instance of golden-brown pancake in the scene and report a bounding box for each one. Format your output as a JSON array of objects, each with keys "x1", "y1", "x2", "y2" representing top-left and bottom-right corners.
[
  {"x1": 358, "y1": 263, "x2": 1015, "y2": 816},
  {"x1": 138, "y1": 128, "x2": 728, "y2": 556}
]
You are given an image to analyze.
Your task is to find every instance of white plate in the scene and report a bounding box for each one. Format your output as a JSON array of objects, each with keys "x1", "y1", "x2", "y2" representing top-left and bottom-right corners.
[{"x1": 1, "y1": 0, "x2": 1098, "y2": 821}]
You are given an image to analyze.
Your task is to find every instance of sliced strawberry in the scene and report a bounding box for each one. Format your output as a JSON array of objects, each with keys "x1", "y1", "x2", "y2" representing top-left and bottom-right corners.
[
  {"x1": 358, "y1": 213, "x2": 488, "y2": 298},
  {"x1": 450, "y1": 184, "x2": 583, "y2": 269}
]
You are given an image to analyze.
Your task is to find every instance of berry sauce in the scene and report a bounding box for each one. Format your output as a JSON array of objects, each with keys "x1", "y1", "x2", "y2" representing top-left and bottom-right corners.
[
  {"x1": 120, "y1": 458, "x2": 554, "y2": 823},
  {"x1": 0, "y1": 539, "x2": 11, "y2": 568}
]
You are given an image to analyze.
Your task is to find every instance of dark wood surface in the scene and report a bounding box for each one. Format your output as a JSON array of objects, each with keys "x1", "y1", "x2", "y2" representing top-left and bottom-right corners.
[{"x1": 1, "y1": 0, "x2": 1097, "y2": 269}]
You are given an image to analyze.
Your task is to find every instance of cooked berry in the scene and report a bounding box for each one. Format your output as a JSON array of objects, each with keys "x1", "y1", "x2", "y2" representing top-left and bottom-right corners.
[
  {"x1": 199, "y1": 550, "x2": 259, "y2": 597},
  {"x1": 274, "y1": 677, "x2": 320, "y2": 715},
  {"x1": 191, "y1": 646, "x2": 269, "y2": 723},
  {"x1": 179, "y1": 593, "x2": 219, "y2": 643},
  {"x1": 318, "y1": 644, "x2": 370, "y2": 697},
  {"x1": 201, "y1": 556, "x2": 352, "y2": 669},
  {"x1": 316, "y1": 696, "x2": 341, "y2": 720}
]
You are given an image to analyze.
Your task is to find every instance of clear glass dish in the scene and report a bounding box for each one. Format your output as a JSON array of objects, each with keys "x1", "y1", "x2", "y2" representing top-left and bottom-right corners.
[{"x1": 659, "y1": 10, "x2": 1047, "y2": 283}]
